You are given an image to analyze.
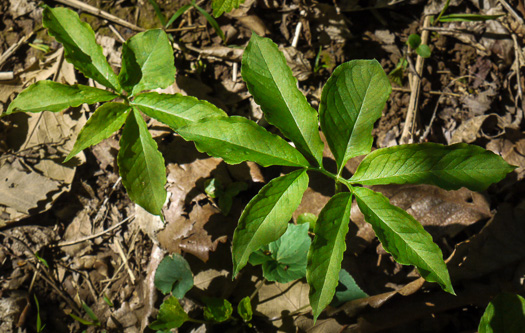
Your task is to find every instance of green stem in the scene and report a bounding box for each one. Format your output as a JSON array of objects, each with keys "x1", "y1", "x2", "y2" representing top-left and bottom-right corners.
[{"x1": 306, "y1": 167, "x2": 354, "y2": 193}]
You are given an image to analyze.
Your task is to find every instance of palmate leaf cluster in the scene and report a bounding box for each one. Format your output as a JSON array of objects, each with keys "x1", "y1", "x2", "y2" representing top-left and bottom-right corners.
[
  {"x1": 4, "y1": 5, "x2": 515, "y2": 323},
  {"x1": 4, "y1": 6, "x2": 226, "y2": 216}
]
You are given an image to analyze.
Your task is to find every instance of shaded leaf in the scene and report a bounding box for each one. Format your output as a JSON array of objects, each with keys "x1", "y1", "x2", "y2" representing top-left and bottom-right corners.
[
  {"x1": 331, "y1": 269, "x2": 368, "y2": 307},
  {"x1": 407, "y1": 34, "x2": 421, "y2": 49},
  {"x1": 479, "y1": 292, "x2": 525, "y2": 333},
  {"x1": 118, "y1": 29, "x2": 175, "y2": 95},
  {"x1": 249, "y1": 223, "x2": 311, "y2": 283},
  {"x1": 5, "y1": 81, "x2": 117, "y2": 115},
  {"x1": 203, "y1": 298, "x2": 233, "y2": 322},
  {"x1": 242, "y1": 33, "x2": 324, "y2": 166},
  {"x1": 212, "y1": 0, "x2": 245, "y2": 17},
  {"x1": 177, "y1": 116, "x2": 310, "y2": 167},
  {"x1": 118, "y1": 108, "x2": 167, "y2": 216},
  {"x1": 42, "y1": 6, "x2": 121, "y2": 91},
  {"x1": 237, "y1": 297, "x2": 252, "y2": 322},
  {"x1": 149, "y1": 296, "x2": 189, "y2": 330},
  {"x1": 307, "y1": 192, "x2": 353, "y2": 321},
  {"x1": 353, "y1": 186, "x2": 454, "y2": 294},
  {"x1": 232, "y1": 169, "x2": 309, "y2": 276},
  {"x1": 154, "y1": 254, "x2": 194, "y2": 298},
  {"x1": 319, "y1": 60, "x2": 391, "y2": 174},
  {"x1": 132, "y1": 92, "x2": 226, "y2": 129},
  {"x1": 350, "y1": 143, "x2": 515, "y2": 191},
  {"x1": 65, "y1": 103, "x2": 130, "y2": 162}
]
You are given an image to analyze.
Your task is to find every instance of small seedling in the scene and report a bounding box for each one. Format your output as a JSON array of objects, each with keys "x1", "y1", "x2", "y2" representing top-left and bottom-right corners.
[
  {"x1": 69, "y1": 302, "x2": 101, "y2": 327},
  {"x1": 4, "y1": 5, "x2": 226, "y2": 217},
  {"x1": 175, "y1": 33, "x2": 515, "y2": 321},
  {"x1": 34, "y1": 295, "x2": 46, "y2": 333}
]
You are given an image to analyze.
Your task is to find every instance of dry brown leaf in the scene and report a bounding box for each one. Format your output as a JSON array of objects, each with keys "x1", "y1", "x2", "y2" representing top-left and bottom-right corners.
[
  {"x1": 349, "y1": 184, "x2": 492, "y2": 255},
  {"x1": 255, "y1": 280, "x2": 310, "y2": 330},
  {"x1": 486, "y1": 135, "x2": 525, "y2": 181}
]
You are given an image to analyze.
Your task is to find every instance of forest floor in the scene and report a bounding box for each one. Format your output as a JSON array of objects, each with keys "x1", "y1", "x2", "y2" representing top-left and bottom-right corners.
[{"x1": 1, "y1": 0, "x2": 525, "y2": 332}]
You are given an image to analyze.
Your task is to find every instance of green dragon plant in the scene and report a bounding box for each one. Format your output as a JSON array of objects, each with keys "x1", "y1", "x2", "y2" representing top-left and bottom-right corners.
[
  {"x1": 174, "y1": 35, "x2": 515, "y2": 320},
  {"x1": 4, "y1": 5, "x2": 515, "y2": 322}
]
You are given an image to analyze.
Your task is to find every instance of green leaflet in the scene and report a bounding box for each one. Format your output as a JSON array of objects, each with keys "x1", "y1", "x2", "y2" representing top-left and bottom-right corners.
[
  {"x1": 118, "y1": 108, "x2": 167, "y2": 216},
  {"x1": 242, "y1": 33, "x2": 324, "y2": 166},
  {"x1": 232, "y1": 169, "x2": 309, "y2": 276},
  {"x1": 319, "y1": 60, "x2": 391, "y2": 174},
  {"x1": 132, "y1": 92, "x2": 227, "y2": 130},
  {"x1": 350, "y1": 143, "x2": 515, "y2": 191},
  {"x1": 353, "y1": 186, "x2": 454, "y2": 294},
  {"x1": 118, "y1": 29, "x2": 175, "y2": 95},
  {"x1": 5, "y1": 81, "x2": 117, "y2": 115},
  {"x1": 154, "y1": 254, "x2": 193, "y2": 299},
  {"x1": 42, "y1": 6, "x2": 121, "y2": 92},
  {"x1": 65, "y1": 103, "x2": 130, "y2": 162},
  {"x1": 478, "y1": 293, "x2": 525, "y2": 333},
  {"x1": 212, "y1": 0, "x2": 245, "y2": 17},
  {"x1": 149, "y1": 296, "x2": 189, "y2": 330},
  {"x1": 177, "y1": 116, "x2": 310, "y2": 167},
  {"x1": 307, "y1": 193, "x2": 353, "y2": 321}
]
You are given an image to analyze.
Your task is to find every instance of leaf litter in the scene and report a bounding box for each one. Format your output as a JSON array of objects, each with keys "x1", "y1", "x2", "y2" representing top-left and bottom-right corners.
[{"x1": 0, "y1": 0, "x2": 524, "y2": 331}]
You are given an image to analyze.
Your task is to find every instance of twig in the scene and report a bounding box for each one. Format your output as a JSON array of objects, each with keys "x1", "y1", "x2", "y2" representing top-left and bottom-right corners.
[
  {"x1": 55, "y1": 215, "x2": 134, "y2": 247},
  {"x1": 0, "y1": 31, "x2": 34, "y2": 68},
  {"x1": 114, "y1": 238, "x2": 136, "y2": 284},
  {"x1": 292, "y1": 21, "x2": 302, "y2": 48},
  {"x1": 53, "y1": 0, "x2": 144, "y2": 31},
  {"x1": 0, "y1": 72, "x2": 14, "y2": 80},
  {"x1": 391, "y1": 86, "x2": 463, "y2": 97},
  {"x1": 498, "y1": 0, "x2": 524, "y2": 24},
  {"x1": 400, "y1": 16, "x2": 431, "y2": 144},
  {"x1": 108, "y1": 24, "x2": 126, "y2": 43}
]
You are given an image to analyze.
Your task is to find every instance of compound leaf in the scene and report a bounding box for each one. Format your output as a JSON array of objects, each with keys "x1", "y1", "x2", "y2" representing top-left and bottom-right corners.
[
  {"x1": 177, "y1": 116, "x2": 310, "y2": 167},
  {"x1": 149, "y1": 296, "x2": 189, "y2": 330},
  {"x1": 118, "y1": 29, "x2": 175, "y2": 95},
  {"x1": 307, "y1": 193, "x2": 353, "y2": 321},
  {"x1": 132, "y1": 92, "x2": 226, "y2": 129},
  {"x1": 232, "y1": 169, "x2": 309, "y2": 276},
  {"x1": 118, "y1": 108, "x2": 167, "y2": 216},
  {"x1": 479, "y1": 292, "x2": 525, "y2": 333},
  {"x1": 242, "y1": 33, "x2": 323, "y2": 166},
  {"x1": 42, "y1": 6, "x2": 121, "y2": 92},
  {"x1": 65, "y1": 103, "x2": 130, "y2": 162},
  {"x1": 248, "y1": 222, "x2": 311, "y2": 283},
  {"x1": 212, "y1": 0, "x2": 245, "y2": 17},
  {"x1": 319, "y1": 60, "x2": 391, "y2": 174},
  {"x1": 5, "y1": 81, "x2": 117, "y2": 115},
  {"x1": 154, "y1": 254, "x2": 193, "y2": 299},
  {"x1": 353, "y1": 186, "x2": 454, "y2": 294},
  {"x1": 350, "y1": 143, "x2": 515, "y2": 191}
]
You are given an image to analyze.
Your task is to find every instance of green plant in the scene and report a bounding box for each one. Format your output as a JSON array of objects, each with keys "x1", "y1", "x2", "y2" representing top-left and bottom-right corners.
[
  {"x1": 173, "y1": 33, "x2": 515, "y2": 320},
  {"x1": 478, "y1": 292, "x2": 525, "y2": 333},
  {"x1": 148, "y1": 0, "x2": 225, "y2": 41},
  {"x1": 151, "y1": 254, "x2": 253, "y2": 330},
  {"x1": 69, "y1": 302, "x2": 101, "y2": 327},
  {"x1": 34, "y1": 295, "x2": 46, "y2": 333},
  {"x1": 3, "y1": 5, "x2": 227, "y2": 217}
]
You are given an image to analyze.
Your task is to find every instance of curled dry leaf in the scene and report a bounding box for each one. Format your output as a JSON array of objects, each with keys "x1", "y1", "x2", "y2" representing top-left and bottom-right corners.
[{"x1": 349, "y1": 184, "x2": 492, "y2": 255}]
